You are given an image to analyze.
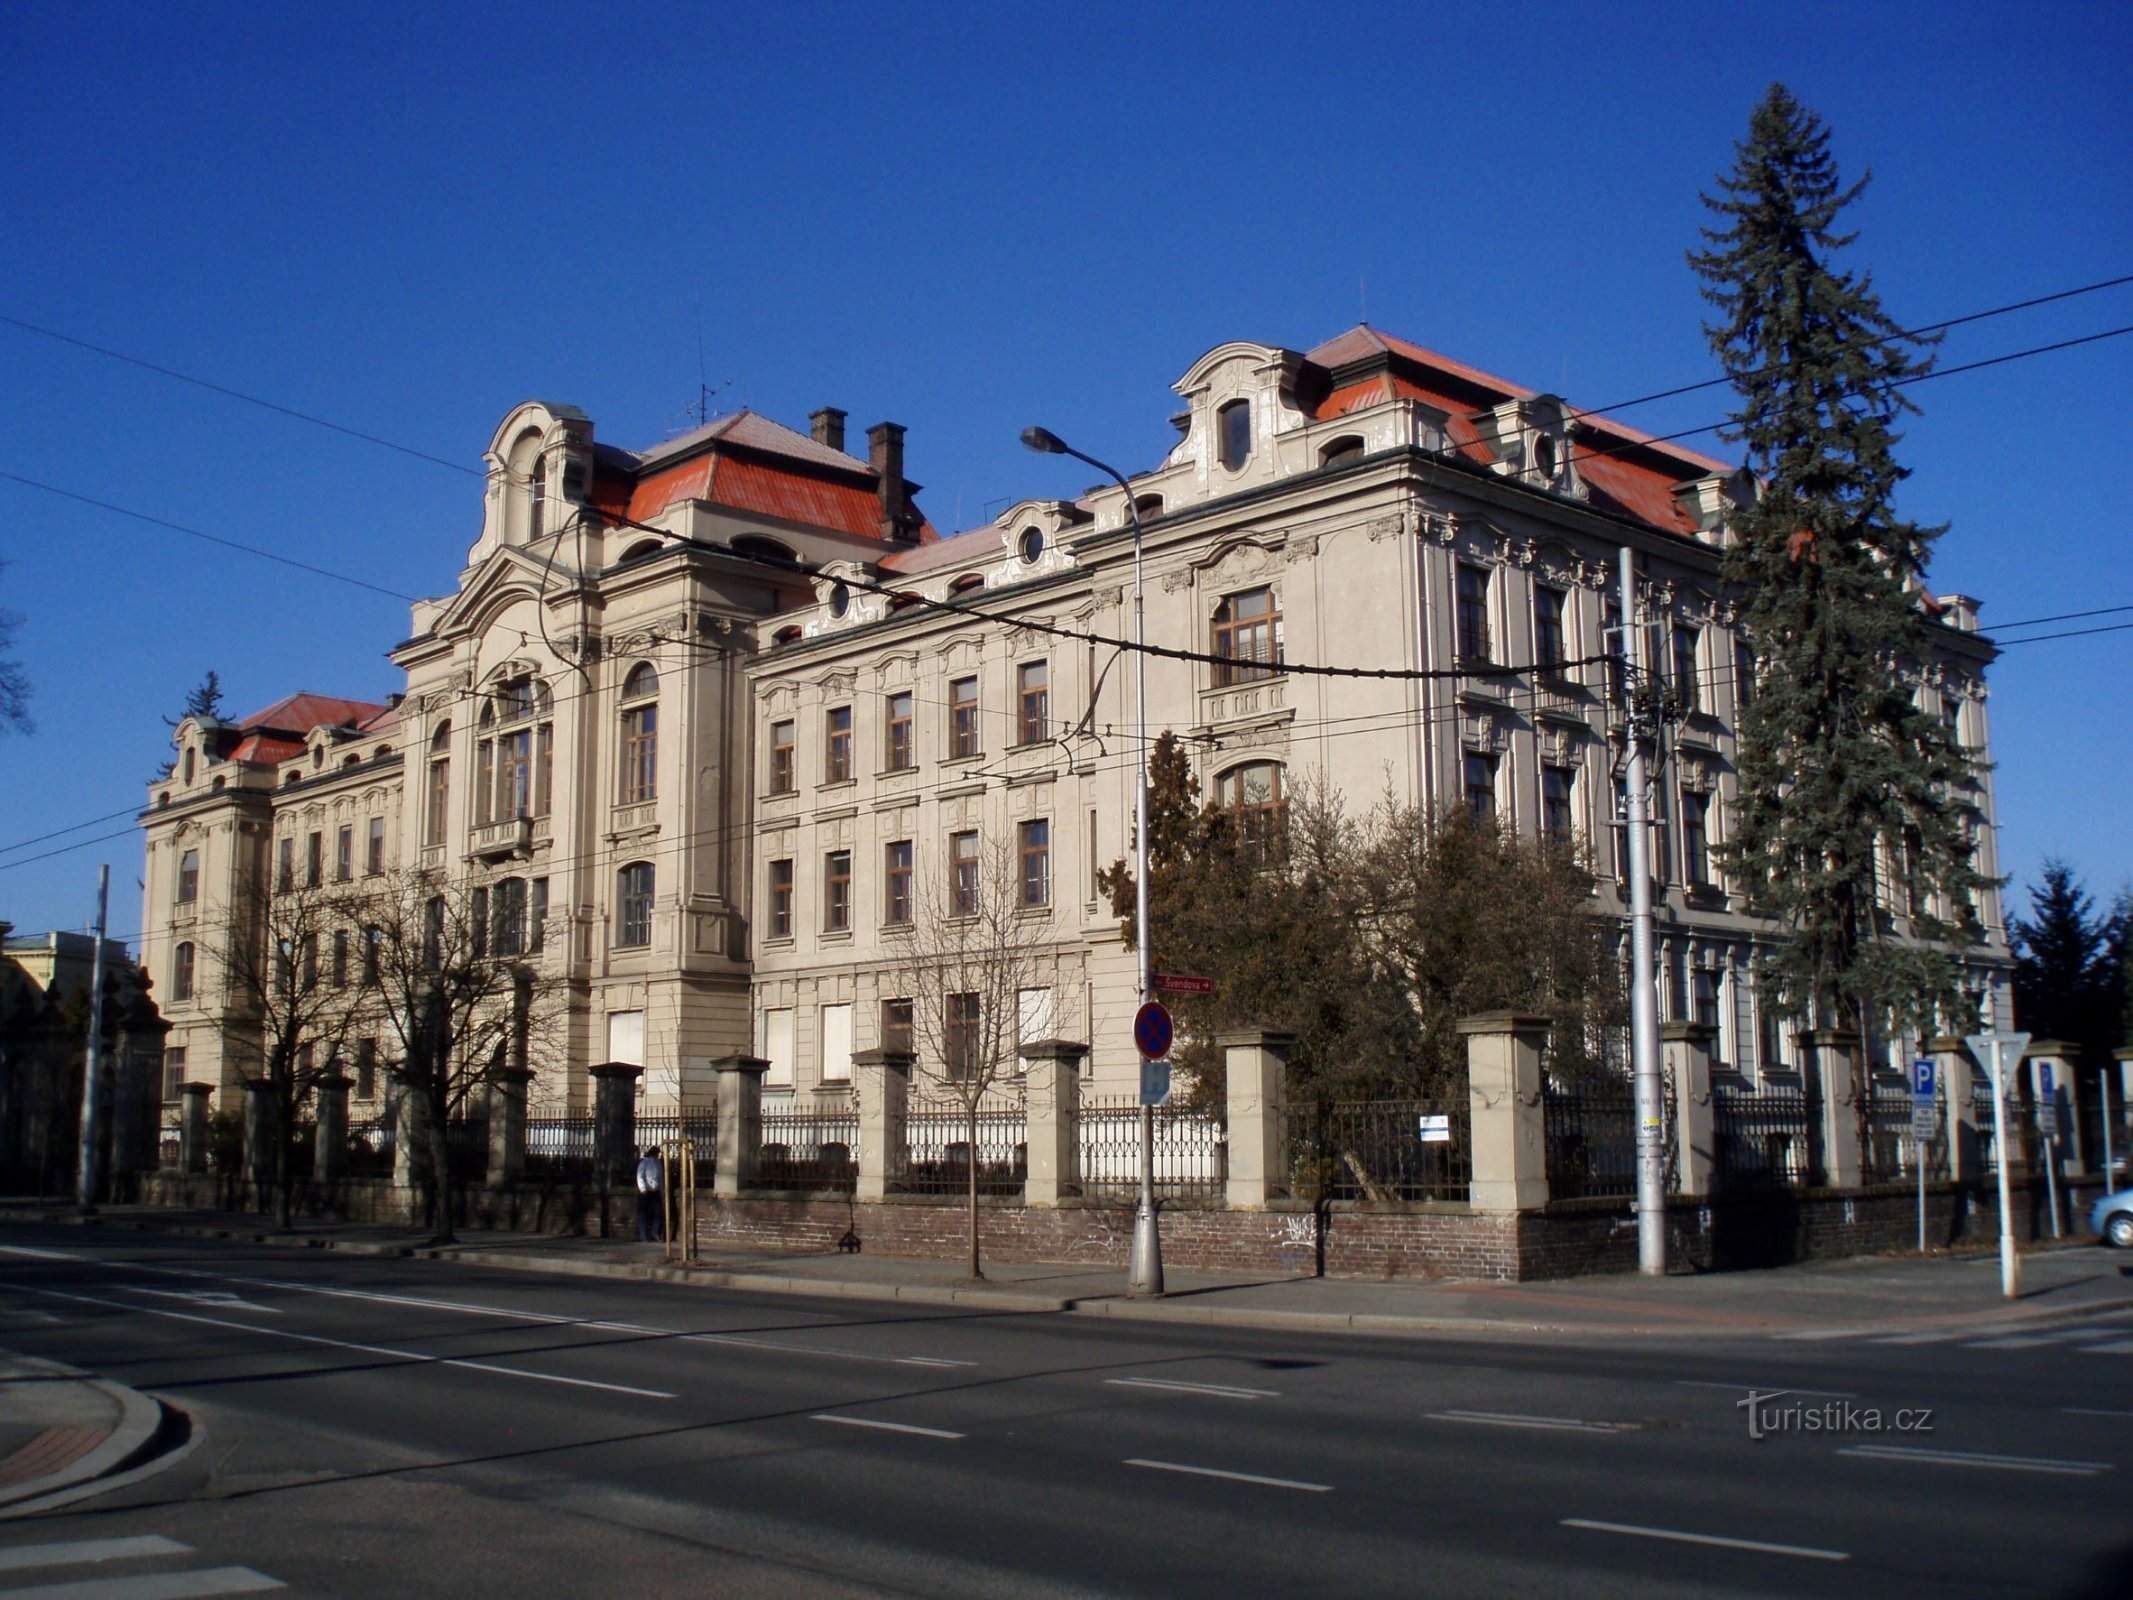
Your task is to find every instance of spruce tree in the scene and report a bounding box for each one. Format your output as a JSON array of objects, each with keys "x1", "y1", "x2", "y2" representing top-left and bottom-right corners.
[{"x1": 1690, "y1": 84, "x2": 1982, "y2": 1037}]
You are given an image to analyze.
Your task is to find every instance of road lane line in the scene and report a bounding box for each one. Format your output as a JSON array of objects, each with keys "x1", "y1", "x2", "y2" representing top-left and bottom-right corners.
[
  {"x1": 2063, "y1": 1406, "x2": 2133, "y2": 1418},
  {"x1": 1837, "y1": 1444, "x2": 2113, "y2": 1476},
  {"x1": 1124, "y1": 1459, "x2": 1331, "y2": 1493},
  {"x1": 1964, "y1": 1336, "x2": 2061, "y2": 1349},
  {"x1": 1428, "y1": 1409, "x2": 1633, "y2": 1433},
  {"x1": 22, "y1": 1287, "x2": 675, "y2": 1400},
  {"x1": 0, "y1": 1567, "x2": 287, "y2": 1599},
  {"x1": 811, "y1": 1415, "x2": 963, "y2": 1440},
  {"x1": 1105, "y1": 1377, "x2": 1278, "y2": 1400},
  {"x1": 2082, "y1": 1340, "x2": 2133, "y2": 1354},
  {"x1": 1562, "y1": 1518, "x2": 1847, "y2": 1561},
  {"x1": 0, "y1": 1537, "x2": 191, "y2": 1573},
  {"x1": 899, "y1": 1356, "x2": 979, "y2": 1368},
  {"x1": 1871, "y1": 1331, "x2": 1968, "y2": 1345},
  {"x1": 127, "y1": 1289, "x2": 282, "y2": 1316},
  {"x1": 0, "y1": 1245, "x2": 81, "y2": 1261},
  {"x1": 1675, "y1": 1380, "x2": 1857, "y2": 1399}
]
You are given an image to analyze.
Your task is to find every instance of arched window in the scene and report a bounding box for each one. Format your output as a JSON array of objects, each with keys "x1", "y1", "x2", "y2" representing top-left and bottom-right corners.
[
  {"x1": 1211, "y1": 588, "x2": 1282, "y2": 685},
  {"x1": 182, "y1": 748, "x2": 195, "y2": 784},
  {"x1": 1218, "y1": 400, "x2": 1252, "y2": 470},
  {"x1": 477, "y1": 677, "x2": 550, "y2": 824},
  {"x1": 616, "y1": 861, "x2": 655, "y2": 948},
  {"x1": 1319, "y1": 435, "x2": 1365, "y2": 468},
  {"x1": 619, "y1": 665, "x2": 658, "y2": 805},
  {"x1": 172, "y1": 941, "x2": 195, "y2": 1002},
  {"x1": 950, "y1": 572, "x2": 985, "y2": 594},
  {"x1": 505, "y1": 429, "x2": 543, "y2": 543},
  {"x1": 1131, "y1": 493, "x2": 1165, "y2": 521},
  {"x1": 424, "y1": 723, "x2": 451, "y2": 847},
  {"x1": 731, "y1": 535, "x2": 796, "y2": 565},
  {"x1": 1215, "y1": 761, "x2": 1286, "y2": 848}
]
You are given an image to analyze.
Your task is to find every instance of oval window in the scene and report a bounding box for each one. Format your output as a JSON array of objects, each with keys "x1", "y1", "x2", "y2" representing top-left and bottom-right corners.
[
  {"x1": 829, "y1": 581, "x2": 851, "y2": 618},
  {"x1": 1018, "y1": 526, "x2": 1044, "y2": 563}
]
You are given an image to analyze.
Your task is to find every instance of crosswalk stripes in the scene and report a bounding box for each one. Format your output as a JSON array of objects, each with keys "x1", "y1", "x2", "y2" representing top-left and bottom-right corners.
[
  {"x1": 0, "y1": 1535, "x2": 282, "y2": 1599},
  {"x1": 1776, "y1": 1318, "x2": 2133, "y2": 1352}
]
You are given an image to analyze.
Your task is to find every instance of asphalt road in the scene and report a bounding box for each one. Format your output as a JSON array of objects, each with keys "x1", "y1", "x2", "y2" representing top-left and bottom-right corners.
[{"x1": 2, "y1": 1222, "x2": 2129, "y2": 1599}]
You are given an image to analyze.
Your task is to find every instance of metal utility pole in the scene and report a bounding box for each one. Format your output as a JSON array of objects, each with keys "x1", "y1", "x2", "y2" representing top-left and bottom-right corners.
[
  {"x1": 1617, "y1": 549, "x2": 1666, "y2": 1277},
  {"x1": 75, "y1": 864, "x2": 112, "y2": 1210},
  {"x1": 1968, "y1": 1027, "x2": 2029, "y2": 1300}
]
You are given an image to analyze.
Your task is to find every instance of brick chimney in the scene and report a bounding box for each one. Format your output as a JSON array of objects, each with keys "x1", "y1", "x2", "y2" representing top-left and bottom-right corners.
[
  {"x1": 810, "y1": 407, "x2": 847, "y2": 454},
  {"x1": 868, "y1": 421, "x2": 916, "y2": 543}
]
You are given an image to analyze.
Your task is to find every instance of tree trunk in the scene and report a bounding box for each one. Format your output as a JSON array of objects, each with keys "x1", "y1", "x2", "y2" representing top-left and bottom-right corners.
[
  {"x1": 425, "y1": 1083, "x2": 456, "y2": 1245},
  {"x1": 966, "y1": 1100, "x2": 982, "y2": 1281},
  {"x1": 273, "y1": 1078, "x2": 294, "y2": 1231}
]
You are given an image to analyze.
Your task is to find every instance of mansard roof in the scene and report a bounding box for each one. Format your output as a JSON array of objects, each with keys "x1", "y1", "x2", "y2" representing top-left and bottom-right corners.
[{"x1": 221, "y1": 692, "x2": 390, "y2": 767}]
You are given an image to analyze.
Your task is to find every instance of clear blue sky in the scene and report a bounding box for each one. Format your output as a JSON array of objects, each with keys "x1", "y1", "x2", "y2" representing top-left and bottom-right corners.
[{"x1": 3, "y1": 0, "x2": 2128, "y2": 948}]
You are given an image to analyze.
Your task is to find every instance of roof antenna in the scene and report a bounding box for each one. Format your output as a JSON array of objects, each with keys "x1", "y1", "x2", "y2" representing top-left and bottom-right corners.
[{"x1": 1359, "y1": 273, "x2": 1367, "y2": 327}]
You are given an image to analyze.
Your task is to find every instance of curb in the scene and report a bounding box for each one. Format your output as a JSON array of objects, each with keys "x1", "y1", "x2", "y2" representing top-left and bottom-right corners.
[
  {"x1": 0, "y1": 1354, "x2": 164, "y2": 1516},
  {"x1": 6, "y1": 1207, "x2": 2129, "y2": 1343}
]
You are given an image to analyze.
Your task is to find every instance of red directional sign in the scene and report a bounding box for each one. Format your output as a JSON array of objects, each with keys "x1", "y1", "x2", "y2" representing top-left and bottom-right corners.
[{"x1": 1153, "y1": 973, "x2": 1214, "y2": 997}]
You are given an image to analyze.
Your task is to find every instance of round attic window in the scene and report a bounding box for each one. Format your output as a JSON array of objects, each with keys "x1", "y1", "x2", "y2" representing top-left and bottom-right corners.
[
  {"x1": 828, "y1": 581, "x2": 851, "y2": 618},
  {"x1": 1532, "y1": 434, "x2": 1558, "y2": 479},
  {"x1": 1018, "y1": 526, "x2": 1044, "y2": 564}
]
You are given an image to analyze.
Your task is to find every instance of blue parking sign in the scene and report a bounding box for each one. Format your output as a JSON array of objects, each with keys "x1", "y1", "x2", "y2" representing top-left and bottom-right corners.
[{"x1": 1911, "y1": 1058, "x2": 1935, "y2": 1098}]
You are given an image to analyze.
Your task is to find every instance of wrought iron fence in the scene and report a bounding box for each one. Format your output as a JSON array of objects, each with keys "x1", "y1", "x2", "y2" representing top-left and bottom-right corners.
[
  {"x1": 524, "y1": 1115, "x2": 596, "y2": 1176},
  {"x1": 445, "y1": 1116, "x2": 490, "y2": 1179},
  {"x1": 1861, "y1": 1079, "x2": 1950, "y2": 1185},
  {"x1": 899, "y1": 1099, "x2": 1026, "y2": 1196},
  {"x1": 1079, "y1": 1099, "x2": 1228, "y2": 1201},
  {"x1": 1712, "y1": 1086, "x2": 1816, "y2": 1190},
  {"x1": 1543, "y1": 1079, "x2": 1638, "y2": 1200},
  {"x1": 638, "y1": 1114, "x2": 719, "y2": 1180},
  {"x1": 347, "y1": 1117, "x2": 396, "y2": 1176},
  {"x1": 759, "y1": 1104, "x2": 860, "y2": 1192},
  {"x1": 1284, "y1": 1097, "x2": 1470, "y2": 1203}
]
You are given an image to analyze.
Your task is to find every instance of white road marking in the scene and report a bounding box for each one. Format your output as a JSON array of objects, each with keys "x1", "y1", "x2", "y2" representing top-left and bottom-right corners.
[
  {"x1": 2, "y1": 1309, "x2": 63, "y2": 1325},
  {"x1": 1562, "y1": 1518, "x2": 1847, "y2": 1562},
  {"x1": 1964, "y1": 1335, "x2": 2062, "y2": 1349},
  {"x1": 2064, "y1": 1406, "x2": 2133, "y2": 1418},
  {"x1": 1775, "y1": 1329, "x2": 1867, "y2": 1341},
  {"x1": 0, "y1": 1245, "x2": 80, "y2": 1261},
  {"x1": 1428, "y1": 1409, "x2": 1633, "y2": 1433},
  {"x1": 1871, "y1": 1331, "x2": 1969, "y2": 1345},
  {"x1": 0, "y1": 1538, "x2": 191, "y2": 1573},
  {"x1": 1125, "y1": 1458, "x2": 1331, "y2": 1493},
  {"x1": 1838, "y1": 1443, "x2": 2114, "y2": 1476},
  {"x1": 898, "y1": 1356, "x2": 978, "y2": 1368},
  {"x1": 1105, "y1": 1377, "x2": 1278, "y2": 1400},
  {"x1": 810, "y1": 1414, "x2": 963, "y2": 1440},
  {"x1": 127, "y1": 1289, "x2": 281, "y2": 1315},
  {"x1": 2082, "y1": 1339, "x2": 2133, "y2": 1354},
  {"x1": 1675, "y1": 1380, "x2": 1857, "y2": 1399},
  {"x1": 22, "y1": 1287, "x2": 675, "y2": 1400},
  {"x1": 0, "y1": 1568, "x2": 285, "y2": 1599}
]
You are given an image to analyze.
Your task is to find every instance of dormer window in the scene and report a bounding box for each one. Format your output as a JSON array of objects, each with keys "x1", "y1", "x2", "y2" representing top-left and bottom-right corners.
[
  {"x1": 1018, "y1": 526, "x2": 1045, "y2": 563},
  {"x1": 828, "y1": 582, "x2": 851, "y2": 619},
  {"x1": 182, "y1": 748, "x2": 195, "y2": 784},
  {"x1": 1218, "y1": 400, "x2": 1252, "y2": 470},
  {"x1": 1532, "y1": 433, "x2": 1558, "y2": 480},
  {"x1": 527, "y1": 459, "x2": 546, "y2": 541}
]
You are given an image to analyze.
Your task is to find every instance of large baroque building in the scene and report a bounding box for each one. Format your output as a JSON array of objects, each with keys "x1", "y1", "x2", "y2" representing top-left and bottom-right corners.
[{"x1": 137, "y1": 327, "x2": 2012, "y2": 1124}]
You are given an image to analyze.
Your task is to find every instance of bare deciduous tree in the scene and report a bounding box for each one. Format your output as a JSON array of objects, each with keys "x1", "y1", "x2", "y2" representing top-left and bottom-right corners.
[{"x1": 886, "y1": 836, "x2": 1057, "y2": 1280}]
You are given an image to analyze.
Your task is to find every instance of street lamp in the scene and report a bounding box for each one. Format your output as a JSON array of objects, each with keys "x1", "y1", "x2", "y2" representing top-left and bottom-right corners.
[{"x1": 1021, "y1": 424, "x2": 1162, "y2": 1296}]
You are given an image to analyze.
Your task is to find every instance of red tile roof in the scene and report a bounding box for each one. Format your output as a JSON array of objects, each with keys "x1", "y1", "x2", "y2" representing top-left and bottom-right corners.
[{"x1": 238, "y1": 693, "x2": 389, "y2": 738}]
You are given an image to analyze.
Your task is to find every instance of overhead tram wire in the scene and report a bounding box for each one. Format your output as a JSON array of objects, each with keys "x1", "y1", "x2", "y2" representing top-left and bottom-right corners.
[{"x1": 0, "y1": 804, "x2": 147, "y2": 857}]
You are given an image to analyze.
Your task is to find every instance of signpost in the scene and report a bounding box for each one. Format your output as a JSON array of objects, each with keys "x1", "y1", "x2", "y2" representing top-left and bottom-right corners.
[
  {"x1": 1910, "y1": 1058, "x2": 1938, "y2": 1255},
  {"x1": 2035, "y1": 1059, "x2": 2064, "y2": 1239},
  {"x1": 1967, "y1": 1030, "x2": 2031, "y2": 1300}
]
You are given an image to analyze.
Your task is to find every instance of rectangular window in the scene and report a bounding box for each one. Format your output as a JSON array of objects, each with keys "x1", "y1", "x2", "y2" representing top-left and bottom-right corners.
[
  {"x1": 1456, "y1": 564, "x2": 1492, "y2": 663},
  {"x1": 885, "y1": 691, "x2": 913, "y2": 771},
  {"x1": 300, "y1": 932, "x2": 319, "y2": 989},
  {"x1": 945, "y1": 992, "x2": 981, "y2": 1081},
  {"x1": 474, "y1": 738, "x2": 496, "y2": 825},
  {"x1": 1534, "y1": 586, "x2": 1566, "y2": 672},
  {"x1": 306, "y1": 831, "x2": 323, "y2": 888},
  {"x1": 1672, "y1": 623, "x2": 1701, "y2": 714},
  {"x1": 758, "y1": 1007, "x2": 794, "y2": 1090},
  {"x1": 767, "y1": 858, "x2": 794, "y2": 939},
  {"x1": 278, "y1": 836, "x2": 294, "y2": 892},
  {"x1": 819, "y1": 1002, "x2": 853, "y2": 1084},
  {"x1": 620, "y1": 705, "x2": 657, "y2": 805},
  {"x1": 529, "y1": 877, "x2": 549, "y2": 954},
  {"x1": 367, "y1": 816, "x2": 385, "y2": 875},
  {"x1": 356, "y1": 1038, "x2": 377, "y2": 1100},
  {"x1": 1463, "y1": 752, "x2": 1497, "y2": 822},
  {"x1": 1693, "y1": 967, "x2": 1721, "y2": 1032},
  {"x1": 498, "y1": 729, "x2": 533, "y2": 820},
  {"x1": 1613, "y1": 778, "x2": 1633, "y2": 883},
  {"x1": 884, "y1": 840, "x2": 912, "y2": 925},
  {"x1": 1541, "y1": 765, "x2": 1574, "y2": 843},
  {"x1": 535, "y1": 721, "x2": 553, "y2": 818},
  {"x1": 616, "y1": 863, "x2": 654, "y2": 948},
  {"x1": 1603, "y1": 593, "x2": 1627, "y2": 703},
  {"x1": 950, "y1": 830, "x2": 980, "y2": 916},
  {"x1": 1017, "y1": 661, "x2": 1048, "y2": 745},
  {"x1": 1652, "y1": 784, "x2": 1673, "y2": 885},
  {"x1": 177, "y1": 849, "x2": 200, "y2": 905},
  {"x1": 882, "y1": 997, "x2": 913, "y2": 1058},
  {"x1": 1683, "y1": 789, "x2": 1711, "y2": 886},
  {"x1": 823, "y1": 850, "x2": 852, "y2": 932},
  {"x1": 769, "y1": 719, "x2": 796, "y2": 793},
  {"x1": 335, "y1": 824, "x2": 353, "y2": 882},
  {"x1": 949, "y1": 677, "x2": 979, "y2": 759},
  {"x1": 163, "y1": 1046, "x2": 187, "y2": 1101},
  {"x1": 824, "y1": 705, "x2": 853, "y2": 783},
  {"x1": 493, "y1": 877, "x2": 527, "y2": 957},
  {"x1": 362, "y1": 924, "x2": 381, "y2": 985},
  {"x1": 1018, "y1": 818, "x2": 1050, "y2": 908},
  {"x1": 331, "y1": 928, "x2": 350, "y2": 988},
  {"x1": 470, "y1": 886, "x2": 490, "y2": 957},
  {"x1": 1734, "y1": 639, "x2": 1755, "y2": 715},
  {"x1": 425, "y1": 749, "x2": 450, "y2": 847},
  {"x1": 172, "y1": 942, "x2": 195, "y2": 1002},
  {"x1": 1212, "y1": 587, "x2": 1282, "y2": 685}
]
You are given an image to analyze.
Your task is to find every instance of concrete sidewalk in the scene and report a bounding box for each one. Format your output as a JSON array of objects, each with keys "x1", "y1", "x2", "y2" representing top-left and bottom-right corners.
[
  {"x1": 0, "y1": 1352, "x2": 165, "y2": 1518},
  {"x1": 7, "y1": 1200, "x2": 2131, "y2": 1339}
]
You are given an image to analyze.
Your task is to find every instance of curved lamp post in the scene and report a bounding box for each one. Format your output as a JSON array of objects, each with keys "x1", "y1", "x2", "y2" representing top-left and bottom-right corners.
[{"x1": 1021, "y1": 425, "x2": 1162, "y2": 1297}]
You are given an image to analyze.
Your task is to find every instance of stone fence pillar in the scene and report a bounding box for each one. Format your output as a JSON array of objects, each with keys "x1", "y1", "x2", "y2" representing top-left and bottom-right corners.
[
  {"x1": 313, "y1": 1074, "x2": 352, "y2": 1185},
  {"x1": 243, "y1": 1079, "x2": 278, "y2": 1192},
  {"x1": 391, "y1": 1081, "x2": 430, "y2": 1190},
  {"x1": 591, "y1": 1062, "x2": 644, "y2": 1191},
  {"x1": 1662, "y1": 1021, "x2": 1717, "y2": 1198},
  {"x1": 111, "y1": 1002, "x2": 169, "y2": 1196},
  {"x1": 179, "y1": 1082, "x2": 213, "y2": 1174},
  {"x1": 854, "y1": 1048, "x2": 913, "y2": 1201},
  {"x1": 1800, "y1": 1028, "x2": 1862, "y2": 1189},
  {"x1": 712, "y1": 1055, "x2": 768, "y2": 1197},
  {"x1": 1221, "y1": 1031, "x2": 1293, "y2": 1209},
  {"x1": 1021, "y1": 1039, "x2": 1087, "y2": 1206},
  {"x1": 2023, "y1": 1040, "x2": 2083, "y2": 1174},
  {"x1": 1928, "y1": 1036, "x2": 1980, "y2": 1183},
  {"x1": 486, "y1": 1068, "x2": 532, "y2": 1190},
  {"x1": 2112, "y1": 1049, "x2": 2133, "y2": 1173},
  {"x1": 1458, "y1": 1013, "x2": 1549, "y2": 1212}
]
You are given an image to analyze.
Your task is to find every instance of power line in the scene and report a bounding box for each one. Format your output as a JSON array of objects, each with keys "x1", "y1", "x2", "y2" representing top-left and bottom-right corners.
[
  {"x1": 0, "y1": 804, "x2": 145, "y2": 857},
  {"x1": 1985, "y1": 602, "x2": 2133, "y2": 633}
]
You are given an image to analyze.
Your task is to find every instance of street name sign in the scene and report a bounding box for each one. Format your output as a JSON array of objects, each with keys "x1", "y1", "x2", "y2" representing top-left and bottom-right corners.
[{"x1": 1153, "y1": 974, "x2": 1214, "y2": 997}]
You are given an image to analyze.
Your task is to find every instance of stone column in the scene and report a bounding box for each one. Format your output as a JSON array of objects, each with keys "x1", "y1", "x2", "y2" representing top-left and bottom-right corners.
[
  {"x1": 179, "y1": 1082, "x2": 213, "y2": 1175},
  {"x1": 2023, "y1": 1040, "x2": 2083, "y2": 1173},
  {"x1": 391, "y1": 1081, "x2": 431, "y2": 1191},
  {"x1": 591, "y1": 1062, "x2": 644, "y2": 1188},
  {"x1": 1221, "y1": 1030, "x2": 1293, "y2": 1209},
  {"x1": 242, "y1": 1078, "x2": 278, "y2": 1193},
  {"x1": 1458, "y1": 1013, "x2": 1550, "y2": 1212},
  {"x1": 1662, "y1": 1021, "x2": 1717, "y2": 1198},
  {"x1": 486, "y1": 1068, "x2": 532, "y2": 1190},
  {"x1": 2111, "y1": 1049, "x2": 2133, "y2": 1177},
  {"x1": 312, "y1": 1074, "x2": 351, "y2": 1185},
  {"x1": 854, "y1": 1047, "x2": 913, "y2": 1202},
  {"x1": 1020, "y1": 1039, "x2": 1087, "y2": 1206},
  {"x1": 1929, "y1": 1036, "x2": 1980, "y2": 1183},
  {"x1": 112, "y1": 1000, "x2": 170, "y2": 1195},
  {"x1": 1799, "y1": 1028, "x2": 1863, "y2": 1189},
  {"x1": 711, "y1": 1055, "x2": 768, "y2": 1198}
]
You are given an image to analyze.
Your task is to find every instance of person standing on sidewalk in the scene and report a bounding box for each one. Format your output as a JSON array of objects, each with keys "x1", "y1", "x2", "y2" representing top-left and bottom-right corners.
[{"x1": 635, "y1": 1146, "x2": 664, "y2": 1242}]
